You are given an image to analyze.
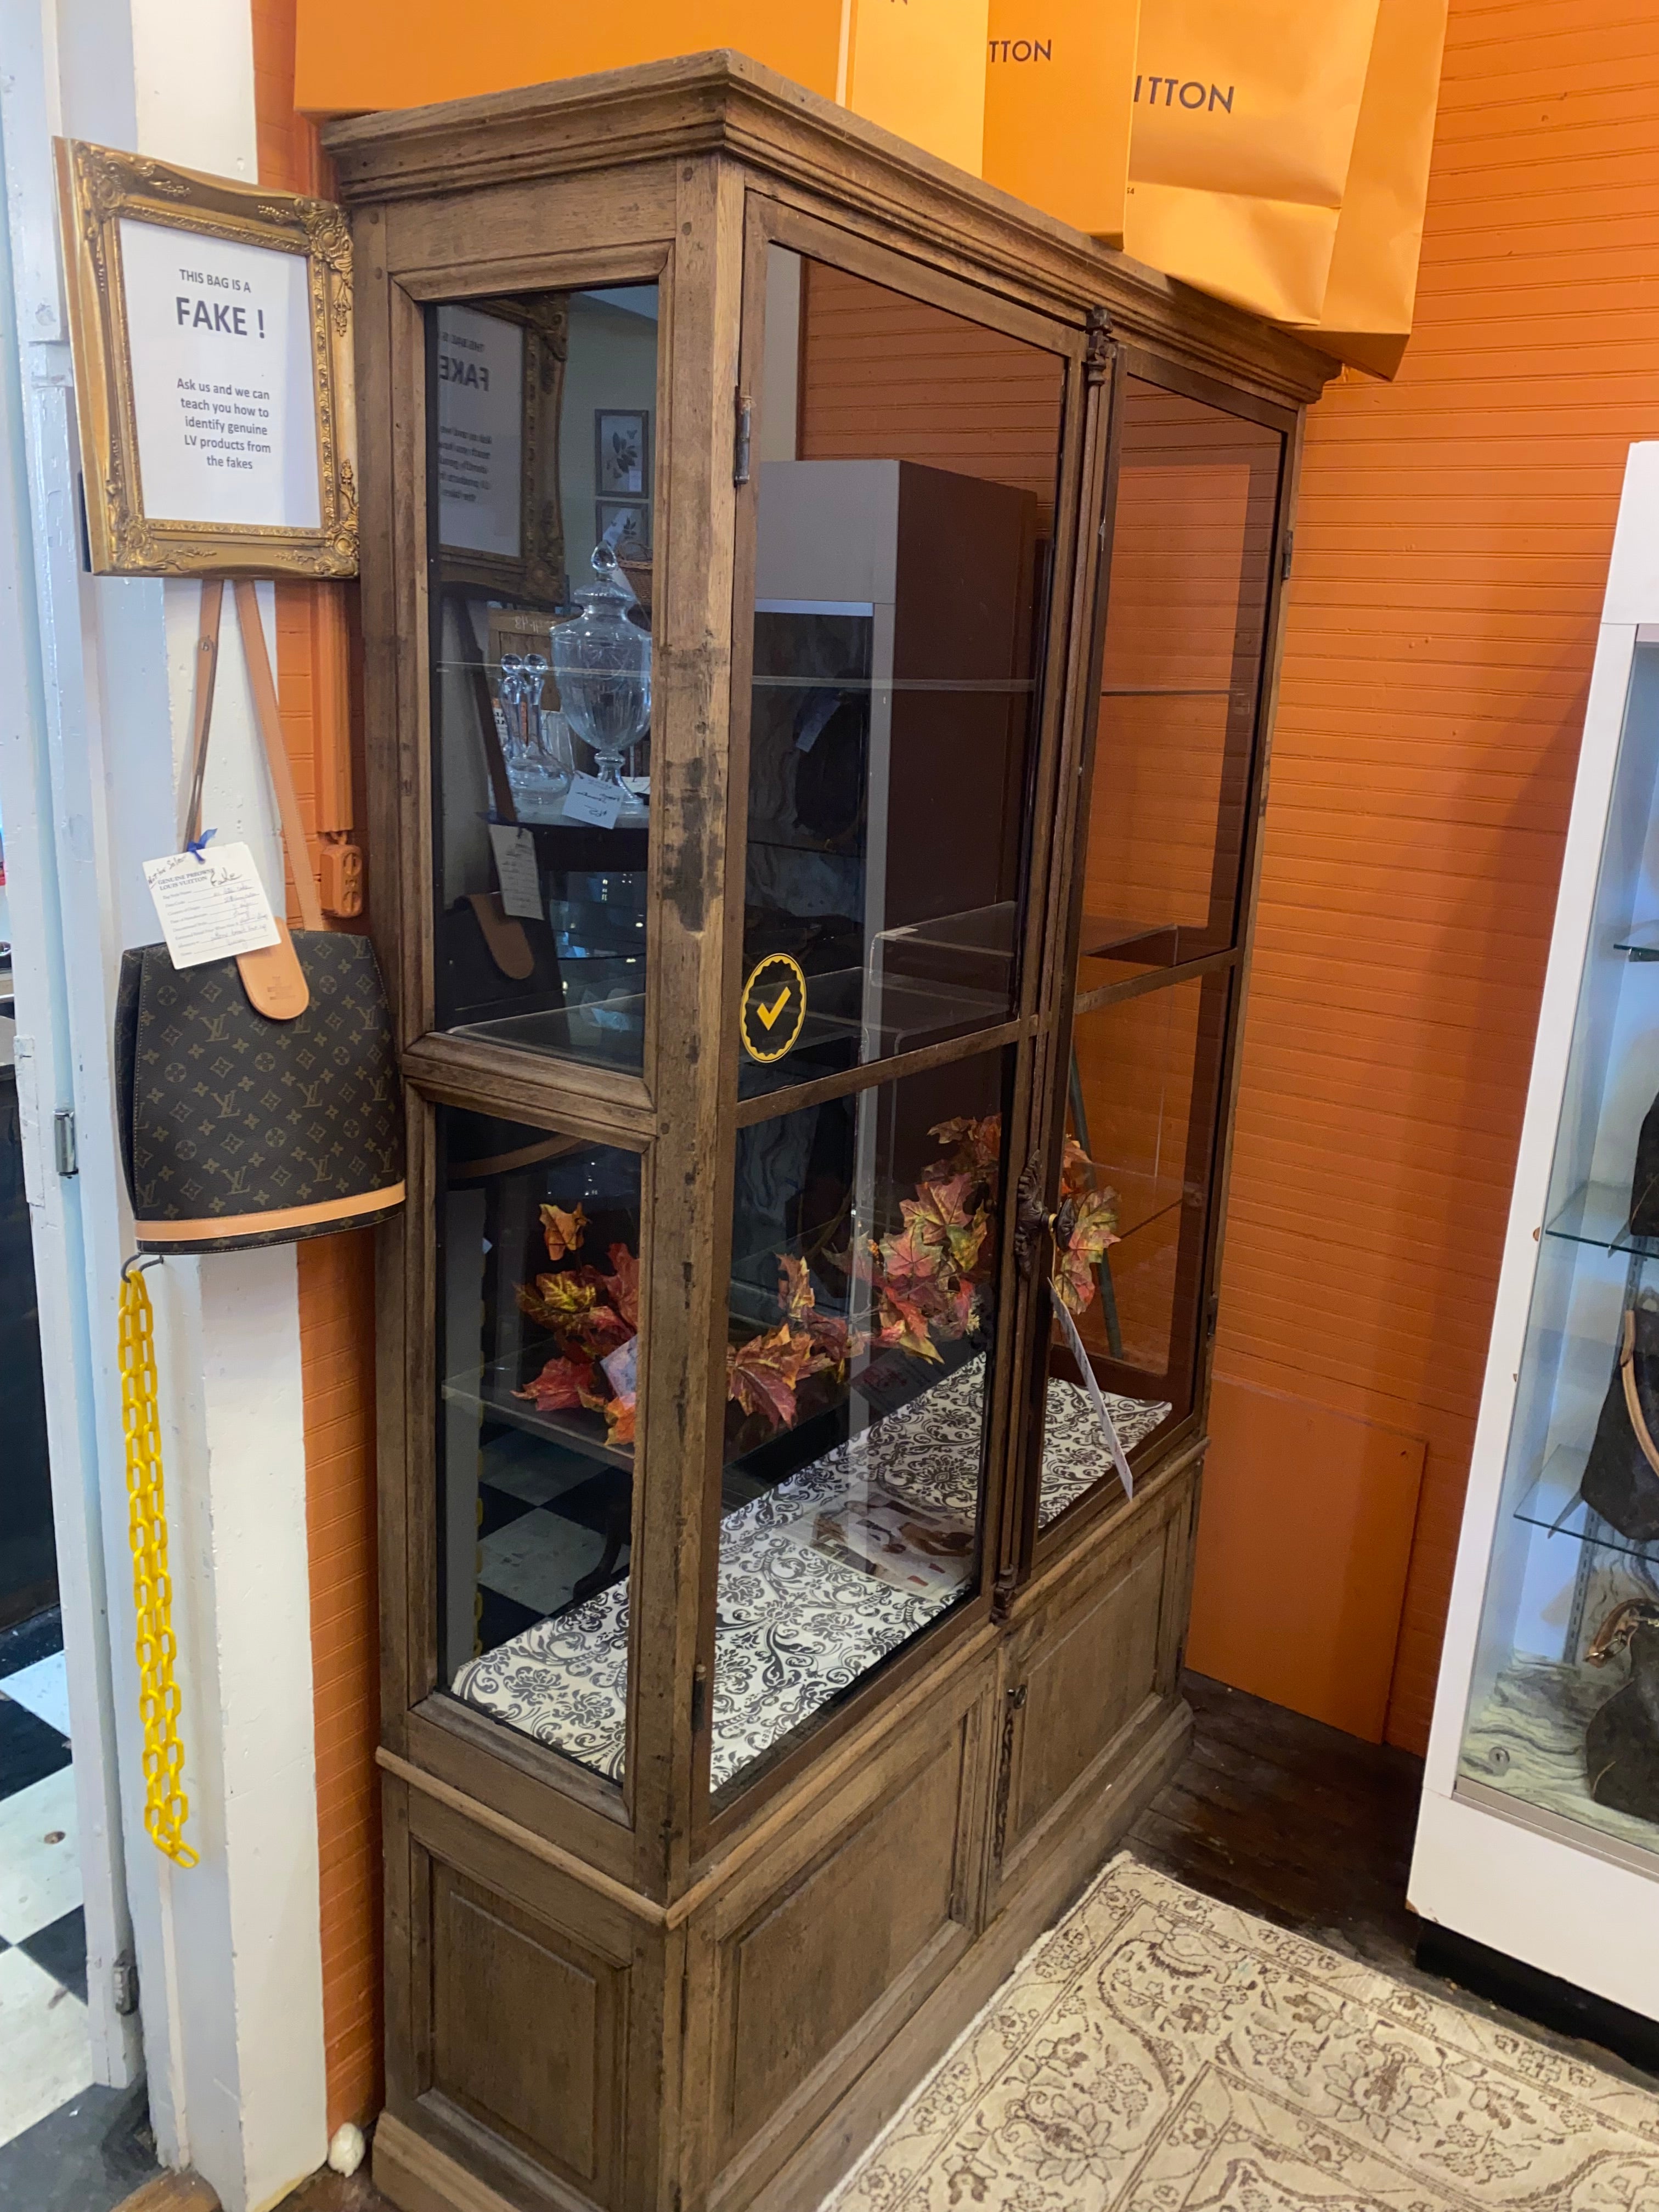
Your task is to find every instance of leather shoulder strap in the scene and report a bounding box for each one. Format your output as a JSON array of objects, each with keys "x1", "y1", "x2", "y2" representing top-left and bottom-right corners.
[
  {"x1": 1620, "y1": 1309, "x2": 1659, "y2": 1480},
  {"x1": 234, "y1": 579, "x2": 325, "y2": 935},
  {"x1": 180, "y1": 579, "x2": 224, "y2": 851}
]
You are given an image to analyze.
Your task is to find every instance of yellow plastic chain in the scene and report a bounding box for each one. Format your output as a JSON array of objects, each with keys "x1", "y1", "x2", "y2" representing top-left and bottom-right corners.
[{"x1": 119, "y1": 1260, "x2": 198, "y2": 1870}]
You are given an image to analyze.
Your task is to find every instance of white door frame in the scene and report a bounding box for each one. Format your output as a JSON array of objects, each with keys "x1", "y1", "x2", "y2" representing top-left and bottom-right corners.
[{"x1": 0, "y1": 3, "x2": 141, "y2": 2091}]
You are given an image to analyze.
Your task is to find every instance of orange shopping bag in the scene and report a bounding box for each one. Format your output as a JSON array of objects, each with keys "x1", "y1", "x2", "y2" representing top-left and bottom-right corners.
[
  {"x1": 1122, "y1": 0, "x2": 1382, "y2": 328},
  {"x1": 1299, "y1": 0, "x2": 1448, "y2": 375},
  {"x1": 296, "y1": 0, "x2": 988, "y2": 175},
  {"x1": 982, "y1": 0, "x2": 1140, "y2": 246}
]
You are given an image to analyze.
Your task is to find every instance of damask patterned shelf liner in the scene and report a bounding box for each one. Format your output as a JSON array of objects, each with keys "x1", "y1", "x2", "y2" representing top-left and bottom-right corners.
[
  {"x1": 827, "y1": 1852, "x2": 1659, "y2": 2211},
  {"x1": 453, "y1": 1356, "x2": 1170, "y2": 1788},
  {"x1": 1459, "y1": 1655, "x2": 1659, "y2": 1861}
]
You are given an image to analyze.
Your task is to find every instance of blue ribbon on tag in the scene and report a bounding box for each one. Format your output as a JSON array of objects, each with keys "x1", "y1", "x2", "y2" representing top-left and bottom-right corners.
[{"x1": 185, "y1": 827, "x2": 217, "y2": 864}]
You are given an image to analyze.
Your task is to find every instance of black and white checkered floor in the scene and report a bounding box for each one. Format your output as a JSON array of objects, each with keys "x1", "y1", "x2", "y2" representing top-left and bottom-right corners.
[{"x1": 0, "y1": 1608, "x2": 92, "y2": 2148}]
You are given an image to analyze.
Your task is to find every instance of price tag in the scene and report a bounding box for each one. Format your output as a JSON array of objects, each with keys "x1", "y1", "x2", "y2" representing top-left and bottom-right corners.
[
  {"x1": 143, "y1": 842, "x2": 280, "y2": 969},
  {"x1": 561, "y1": 773, "x2": 625, "y2": 831},
  {"x1": 488, "y1": 823, "x2": 543, "y2": 921},
  {"x1": 1051, "y1": 1286, "x2": 1133, "y2": 1500}
]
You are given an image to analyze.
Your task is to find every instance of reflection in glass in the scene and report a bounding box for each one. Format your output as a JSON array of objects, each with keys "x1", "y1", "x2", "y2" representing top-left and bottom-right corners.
[
  {"x1": 428, "y1": 283, "x2": 658, "y2": 1069},
  {"x1": 439, "y1": 1107, "x2": 641, "y2": 1782},
  {"x1": 712, "y1": 1051, "x2": 1011, "y2": 1794},
  {"x1": 1079, "y1": 380, "x2": 1281, "y2": 980},
  {"x1": 1037, "y1": 974, "x2": 1229, "y2": 1525},
  {"x1": 738, "y1": 254, "x2": 1063, "y2": 1101}
]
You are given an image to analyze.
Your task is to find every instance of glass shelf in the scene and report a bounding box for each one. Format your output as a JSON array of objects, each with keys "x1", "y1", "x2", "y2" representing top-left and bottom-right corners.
[
  {"x1": 1513, "y1": 1441, "x2": 1659, "y2": 1562},
  {"x1": 443, "y1": 1356, "x2": 637, "y2": 1471},
  {"x1": 1613, "y1": 919, "x2": 1659, "y2": 960},
  {"x1": 1542, "y1": 1180, "x2": 1659, "y2": 1259}
]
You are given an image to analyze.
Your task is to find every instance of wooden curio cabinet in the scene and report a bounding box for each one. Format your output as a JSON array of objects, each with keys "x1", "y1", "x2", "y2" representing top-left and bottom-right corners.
[{"x1": 328, "y1": 55, "x2": 1329, "y2": 2212}]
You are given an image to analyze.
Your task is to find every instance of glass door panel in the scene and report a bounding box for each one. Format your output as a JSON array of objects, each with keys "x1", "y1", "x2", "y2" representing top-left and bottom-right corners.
[
  {"x1": 737, "y1": 251, "x2": 1064, "y2": 1103},
  {"x1": 437, "y1": 1104, "x2": 644, "y2": 1786},
  {"x1": 1039, "y1": 972, "x2": 1231, "y2": 1525},
  {"x1": 1082, "y1": 378, "x2": 1281, "y2": 966},
  {"x1": 712, "y1": 1047, "x2": 1012, "y2": 1797},
  {"x1": 427, "y1": 283, "x2": 659, "y2": 1070},
  {"x1": 1034, "y1": 373, "x2": 1282, "y2": 1539}
]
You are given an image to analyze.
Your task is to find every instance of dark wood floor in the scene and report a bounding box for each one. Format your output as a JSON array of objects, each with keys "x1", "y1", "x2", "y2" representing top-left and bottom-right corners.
[{"x1": 1127, "y1": 1668, "x2": 1426, "y2": 1974}]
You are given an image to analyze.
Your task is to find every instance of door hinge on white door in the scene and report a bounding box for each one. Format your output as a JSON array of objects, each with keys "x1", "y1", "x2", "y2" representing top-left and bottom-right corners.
[
  {"x1": 112, "y1": 1953, "x2": 139, "y2": 2016},
  {"x1": 54, "y1": 1108, "x2": 77, "y2": 1177}
]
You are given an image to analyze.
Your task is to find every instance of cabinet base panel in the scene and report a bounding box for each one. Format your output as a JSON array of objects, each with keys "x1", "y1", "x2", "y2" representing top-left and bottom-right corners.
[
  {"x1": 741, "y1": 1696, "x2": 1192, "y2": 2212},
  {"x1": 1415, "y1": 1924, "x2": 1659, "y2": 2079},
  {"x1": 374, "y1": 1701, "x2": 1191, "y2": 2212}
]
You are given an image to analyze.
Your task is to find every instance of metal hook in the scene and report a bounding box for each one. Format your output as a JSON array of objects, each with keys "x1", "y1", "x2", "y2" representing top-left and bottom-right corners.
[{"x1": 121, "y1": 1252, "x2": 162, "y2": 1282}]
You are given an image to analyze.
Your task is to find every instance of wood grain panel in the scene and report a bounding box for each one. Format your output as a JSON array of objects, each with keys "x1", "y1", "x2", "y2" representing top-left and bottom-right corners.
[
  {"x1": 1012, "y1": 1525, "x2": 1164, "y2": 1844},
  {"x1": 1211, "y1": 0, "x2": 1659, "y2": 1750},
  {"x1": 430, "y1": 1863, "x2": 621, "y2": 2198},
  {"x1": 721, "y1": 1734, "x2": 963, "y2": 2160}
]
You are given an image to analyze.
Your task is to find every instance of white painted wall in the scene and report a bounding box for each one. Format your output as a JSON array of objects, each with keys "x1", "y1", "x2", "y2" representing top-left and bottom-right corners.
[{"x1": 0, "y1": 1, "x2": 329, "y2": 2203}]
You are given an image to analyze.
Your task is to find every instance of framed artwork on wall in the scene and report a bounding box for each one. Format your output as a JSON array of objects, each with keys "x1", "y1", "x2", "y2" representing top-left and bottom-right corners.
[
  {"x1": 595, "y1": 408, "x2": 649, "y2": 497},
  {"x1": 54, "y1": 136, "x2": 359, "y2": 576}
]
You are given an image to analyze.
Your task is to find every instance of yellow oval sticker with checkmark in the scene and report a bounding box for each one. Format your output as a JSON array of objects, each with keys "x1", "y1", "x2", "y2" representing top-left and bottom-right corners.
[{"x1": 739, "y1": 952, "x2": 808, "y2": 1065}]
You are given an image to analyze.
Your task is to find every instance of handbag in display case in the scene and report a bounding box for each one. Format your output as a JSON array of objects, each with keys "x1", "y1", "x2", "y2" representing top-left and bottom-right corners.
[
  {"x1": 1581, "y1": 1304, "x2": 1659, "y2": 1544},
  {"x1": 1585, "y1": 1598, "x2": 1659, "y2": 1824}
]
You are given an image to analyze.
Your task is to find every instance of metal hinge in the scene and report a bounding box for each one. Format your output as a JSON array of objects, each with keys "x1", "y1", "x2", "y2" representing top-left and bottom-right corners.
[
  {"x1": 1280, "y1": 529, "x2": 1294, "y2": 584},
  {"x1": 733, "y1": 389, "x2": 753, "y2": 486},
  {"x1": 1084, "y1": 304, "x2": 1113, "y2": 381},
  {"x1": 54, "y1": 1109, "x2": 78, "y2": 1178},
  {"x1": 690, "y1": 1660, "x2": 709, "y2": 1735},
  {"x1": 992, "y1": 1683, "x2": 1028, "y2": 1864},
  {"x1": 992, "y1": 1564, "x2": 1017, "y2": 1622},
  {"x1": 112, "y1": 1952, "x2": 139, "y2": 2016}
]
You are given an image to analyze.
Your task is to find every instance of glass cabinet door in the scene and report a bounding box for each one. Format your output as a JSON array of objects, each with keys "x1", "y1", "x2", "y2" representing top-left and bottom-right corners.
[
  {"x1": 427, "y1": 282, "x2": 659, "y2": 1071},
  {"x1": 436, "y1": 1105, "x2": 645, "y2": 1782},
  {"x1": 1033, "y1": 374, "x2": 1284, "y2": 1536},
  {"x1": 1458, "y1": 645, "x2": 1659, "y2": 1863},
  {"x1": 708, "y1": 248, "x2": 1069, "y2": 1799}
]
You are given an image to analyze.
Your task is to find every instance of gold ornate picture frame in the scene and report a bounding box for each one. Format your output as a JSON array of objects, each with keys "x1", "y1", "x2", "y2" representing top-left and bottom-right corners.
[
  {"x1": 54, "y1": 138, "x2": 357, "y2": 577},
  {"x1": 432, "y1": 293, "x2": 568, "y2": 605}
]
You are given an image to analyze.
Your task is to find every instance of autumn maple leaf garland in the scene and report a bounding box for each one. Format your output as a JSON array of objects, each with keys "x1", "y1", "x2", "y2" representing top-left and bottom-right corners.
[{"x1": 513, "y1": 1116, "x2": 1120, "y2": 1451}]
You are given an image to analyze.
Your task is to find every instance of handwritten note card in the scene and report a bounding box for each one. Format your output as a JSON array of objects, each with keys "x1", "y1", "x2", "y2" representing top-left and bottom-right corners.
[
  {"x1": 143, "y1": 843, "x2": 280, "y2": 969},
  {"x1": 561, "y1": 773, "x2": 625, "y2": 831},
  {"x1": 488, "y1": 823, "x2": 544, "y2": 921}
]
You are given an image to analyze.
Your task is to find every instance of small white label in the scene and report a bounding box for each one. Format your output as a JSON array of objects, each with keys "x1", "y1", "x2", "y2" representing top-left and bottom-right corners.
[
  {"x1": 561, "y1": 773, "x2": 625, "y2": 831},
  {"x1": 1051, "y1": 1286, "x2": 1133, "y2": 1500},
  {"x1": 143, "y1": 842, "x2": 280, "y2": 969},
  {"x1": 488, "y1": 823, "x2": 543, "y2": 921}
]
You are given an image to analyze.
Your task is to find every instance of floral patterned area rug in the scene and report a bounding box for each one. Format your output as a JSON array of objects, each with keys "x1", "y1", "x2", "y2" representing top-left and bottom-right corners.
[{"x1": 825, "y1": 1854, "x2": 1659, "y2": 2211}]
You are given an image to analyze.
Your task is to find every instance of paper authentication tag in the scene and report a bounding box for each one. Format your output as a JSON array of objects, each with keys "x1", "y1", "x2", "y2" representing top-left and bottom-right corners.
[
  {"x1": 488, "y1": 823, "x2": 543, "y2": 921},
  {"x1": 143, "y1": 842, "x2": 280, "y2": 970},
  {"x1": 1051, "y1": 1284, "x2": 1133, "y2": 1500},
  {"x1": 561, "y1": 774, "x2": 625, "y2": 831}
]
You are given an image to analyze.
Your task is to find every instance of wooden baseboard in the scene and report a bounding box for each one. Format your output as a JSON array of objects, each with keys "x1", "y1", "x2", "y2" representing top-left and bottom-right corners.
[
  {"x1": 112, "y1": 2176, "x2": 221, "y2": 2212},
  {"x1": 372, "y1": 2116, "x2": 527, "y2": 2212}
]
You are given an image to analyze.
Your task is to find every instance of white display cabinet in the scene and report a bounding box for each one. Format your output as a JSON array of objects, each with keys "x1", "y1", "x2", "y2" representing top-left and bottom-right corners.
[{"x1": 1412, "y1": 443, "x2": 1659, "y2": 2023}]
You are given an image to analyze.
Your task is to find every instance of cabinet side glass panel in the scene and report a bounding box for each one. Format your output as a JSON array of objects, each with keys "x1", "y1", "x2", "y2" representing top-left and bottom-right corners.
[
  {"x1": 1078, "y1": 378, "x2": 1280, "y2": 982},
  {"x1": 1459, "y1": 644, "x2": 1659, "y2": 1861},
  {"x1": 736, "y1": 251, "x2": 1064, "y2": 1101},
  {"x1": 1037, "y1": 375, "x2": 1280, "y2": 1529},
  {"x1": 437, "y1": 1104, "x2": 642, "y2": 1787},
  {"x1": 426, "y1": 284, "x2": 658, "y2": 1071},
  {"x1": 712, "y1": 1048, "x2": 1013, "y2": 1799}
]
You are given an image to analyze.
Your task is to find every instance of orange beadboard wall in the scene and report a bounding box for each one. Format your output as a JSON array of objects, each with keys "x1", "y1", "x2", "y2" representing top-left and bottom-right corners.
[
  {"x1": 1209, "y1": 0, "x2": 1659, "y2": 1751},
  {"x1": 252, "y1": 0, "x2": 383, "y2": 2130}
]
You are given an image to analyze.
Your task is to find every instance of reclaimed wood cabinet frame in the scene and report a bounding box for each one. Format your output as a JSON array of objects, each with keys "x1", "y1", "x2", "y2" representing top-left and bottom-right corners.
[{"x1": 327, "y1": 52, "x2": 1329, "y2": 2212}]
